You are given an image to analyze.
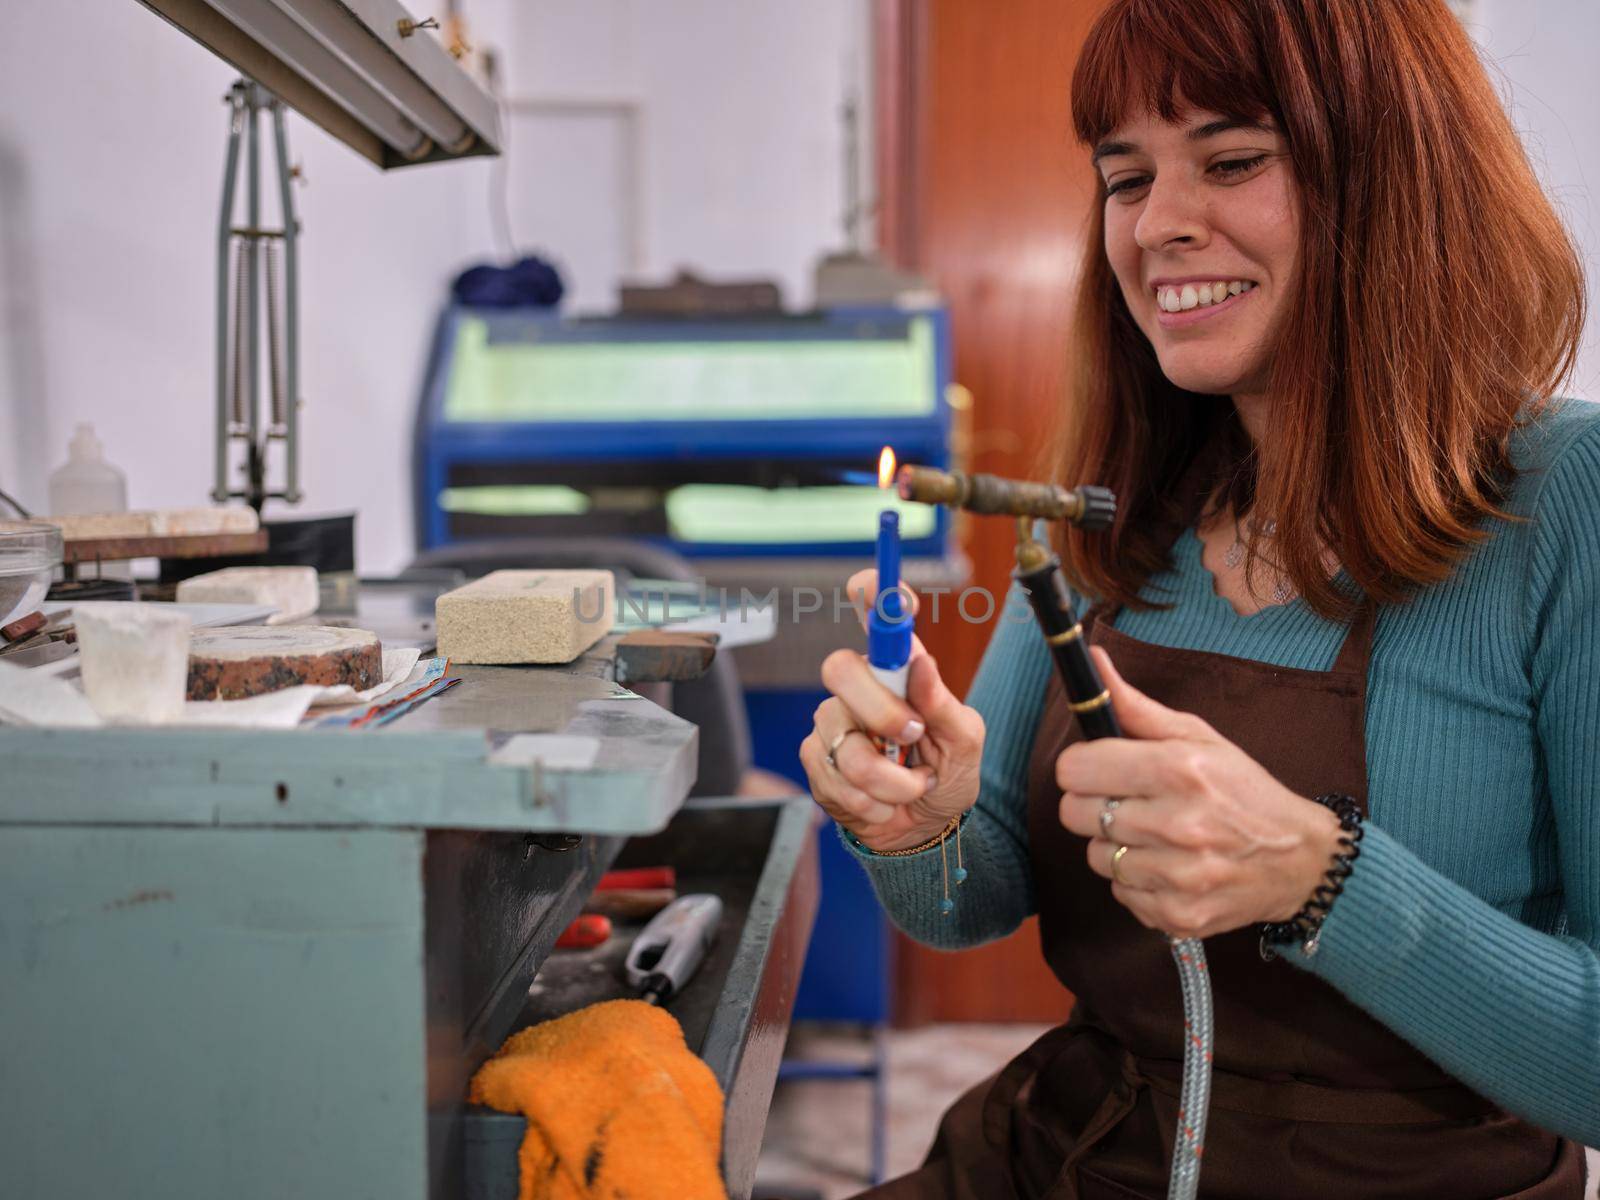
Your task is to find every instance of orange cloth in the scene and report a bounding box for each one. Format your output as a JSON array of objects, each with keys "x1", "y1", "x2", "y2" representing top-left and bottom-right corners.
[{"x1": 469, "y1": 999, "x2": 726, "y2": 1200}]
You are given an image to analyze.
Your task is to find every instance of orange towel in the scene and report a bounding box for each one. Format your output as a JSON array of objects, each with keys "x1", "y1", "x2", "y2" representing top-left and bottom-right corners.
[{"x1": 470, "y1": 999, "x2": 726, "y2": 1200}]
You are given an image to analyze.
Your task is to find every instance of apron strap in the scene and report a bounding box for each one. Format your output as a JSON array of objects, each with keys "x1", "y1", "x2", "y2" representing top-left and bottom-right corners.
[{"x1": 1329, "y1": 597, "x2": 1378, "y2": 676}]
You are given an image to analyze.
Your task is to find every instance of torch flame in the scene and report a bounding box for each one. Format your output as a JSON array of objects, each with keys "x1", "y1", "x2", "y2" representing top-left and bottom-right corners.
[{"x1": 878, "y1": 446, "x2": 896, "y2": 489}]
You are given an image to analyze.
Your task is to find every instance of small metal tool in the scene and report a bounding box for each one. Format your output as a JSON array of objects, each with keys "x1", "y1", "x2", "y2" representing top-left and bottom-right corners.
[{"x1": 624, "y1": 893, "x2": 723, "y2": 1005}]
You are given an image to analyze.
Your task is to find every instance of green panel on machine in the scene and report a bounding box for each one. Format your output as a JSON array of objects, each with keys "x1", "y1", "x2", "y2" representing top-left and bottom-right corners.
[
  {"x1": 664, "y1": 485, "x2": 938, "y2": 544},
  {"x1": 442, "y1": 314, "x2": 939, "y2": 423},
  {"x1": 439, "y1": 483, "x2": 940, "y2": 545}
]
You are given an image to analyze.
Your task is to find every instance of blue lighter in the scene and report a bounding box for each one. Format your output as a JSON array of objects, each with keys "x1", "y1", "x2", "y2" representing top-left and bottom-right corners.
[{"x1": 868, "y1": 508, "x2": 915, "y2": 765}]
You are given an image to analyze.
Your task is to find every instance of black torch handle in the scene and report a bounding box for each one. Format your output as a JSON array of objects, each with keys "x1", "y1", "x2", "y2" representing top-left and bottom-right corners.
[{"x1": 1015, "y1": 555, "x2": 1121, "y2": 741}]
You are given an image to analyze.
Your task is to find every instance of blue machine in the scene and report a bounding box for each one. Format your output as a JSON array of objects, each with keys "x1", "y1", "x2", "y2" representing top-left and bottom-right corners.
[
  {"x1": 414, "y1": 304, "x2": 952, "y2": 559},
  {"x1": 413, "y1": 302, "x2": 956, "y2": 1184}
]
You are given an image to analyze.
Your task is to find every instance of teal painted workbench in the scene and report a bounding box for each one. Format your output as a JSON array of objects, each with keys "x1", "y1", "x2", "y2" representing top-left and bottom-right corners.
[{"x1": 0, "y1": 589, "x2": 815, "y2": 1200}]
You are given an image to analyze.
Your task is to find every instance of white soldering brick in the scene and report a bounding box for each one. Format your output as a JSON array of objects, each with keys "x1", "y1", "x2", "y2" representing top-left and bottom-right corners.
[
  {"x1": 435, "y1": 570, "x2": 614, "y2": 664},
  {"x1": 149, "y1": 507, "x2": 260, "y2": 536},
  {"x1": 175, "y1": 565, "x2": 319, "y2": 624},
  {"x1": 48, "y1": 511, "x2": 155, "y2": 539}
]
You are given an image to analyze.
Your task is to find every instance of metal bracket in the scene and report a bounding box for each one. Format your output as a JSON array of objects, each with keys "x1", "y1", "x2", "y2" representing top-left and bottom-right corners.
[{"x1": 214, "y1": 79, "x2": 303, "y2": 511}]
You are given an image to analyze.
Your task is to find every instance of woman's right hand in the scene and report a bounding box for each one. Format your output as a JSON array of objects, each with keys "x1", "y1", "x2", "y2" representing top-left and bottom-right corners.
[{"x1": 799, "y1": 569, "x2": 987, "y2": 853}]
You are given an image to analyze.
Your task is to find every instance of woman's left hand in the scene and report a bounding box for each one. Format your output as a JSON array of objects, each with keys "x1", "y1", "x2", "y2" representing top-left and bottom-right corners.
[{"x1": 1056, "y1": 646, "x2": 1343, "y2": 940}]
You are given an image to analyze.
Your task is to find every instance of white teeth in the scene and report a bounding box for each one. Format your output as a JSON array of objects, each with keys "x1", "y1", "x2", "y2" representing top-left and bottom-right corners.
[{"x1": 1155, "y1": 280, "x2": 1254, "y2": 313}]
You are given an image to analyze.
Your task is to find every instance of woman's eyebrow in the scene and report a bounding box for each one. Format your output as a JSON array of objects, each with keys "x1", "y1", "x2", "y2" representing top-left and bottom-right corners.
[
  {"x1": 1091, "y1": 140, "x2": 1135, "y2": 167},
  {"x1": 1092, "y1": 119, "x2": 1276, "y2": 166},
  {"x1": 1187, "y1": 117, "x2": 1277, "y2": 141}
]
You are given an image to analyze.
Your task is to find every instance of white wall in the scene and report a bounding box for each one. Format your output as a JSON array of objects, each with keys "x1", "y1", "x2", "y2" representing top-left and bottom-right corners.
[
  {"x1": 1469, "y1": 0, "x2": 1600, "y2": 400},
  {"x1": 0, "y1": 0, "x2": 869, "y2": 571},
  {"x1": 493, "y1": 0, "x2": 871, "y2": 311},
  {"x1": 4, "y1": 1, "x2": 1588, "y2": 573}
]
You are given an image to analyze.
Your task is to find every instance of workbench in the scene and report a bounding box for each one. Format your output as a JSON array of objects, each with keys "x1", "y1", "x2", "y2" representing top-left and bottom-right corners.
[{"x1": 0, "y1": 580, "x2": 817, "y2": 1200}]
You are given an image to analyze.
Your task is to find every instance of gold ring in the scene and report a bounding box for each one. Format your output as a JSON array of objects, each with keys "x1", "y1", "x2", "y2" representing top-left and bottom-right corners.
[{"x1": 1111, "y1": 843, "x2": 1131, "y2": 886}]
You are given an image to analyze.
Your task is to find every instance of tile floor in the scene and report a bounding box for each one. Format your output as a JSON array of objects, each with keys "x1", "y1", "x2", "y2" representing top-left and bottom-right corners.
[
  {"x1": 755, "y1": 1022, "x2": 1048, "y2": 1199},
  {"x1": 756, "y1": 1022, "x2": 1600, "y2": 1200}
]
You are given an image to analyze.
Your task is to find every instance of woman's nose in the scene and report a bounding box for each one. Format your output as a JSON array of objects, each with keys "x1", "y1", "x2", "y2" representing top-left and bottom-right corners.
[{"x1": 1134, "y1": 177, "x2": 1210, "y2": 253}]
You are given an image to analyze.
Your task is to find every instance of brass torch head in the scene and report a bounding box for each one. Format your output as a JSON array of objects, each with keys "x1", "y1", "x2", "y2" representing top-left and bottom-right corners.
[
  {"x1": 895, "y1": 464, "x2": 969, "y2": 508},
  {"x1": 896, "y1": 464, "x2": 1116, "y2": 530}
]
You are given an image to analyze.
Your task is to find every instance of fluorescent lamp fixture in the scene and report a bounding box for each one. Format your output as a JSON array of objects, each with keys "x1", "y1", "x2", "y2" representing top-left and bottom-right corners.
[{"x1": 134, "y1": 0, "x2": 501, "y2": 168}]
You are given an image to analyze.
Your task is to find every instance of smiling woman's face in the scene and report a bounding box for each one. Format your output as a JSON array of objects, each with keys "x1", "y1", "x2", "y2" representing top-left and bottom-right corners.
[{"x1": 1095, "y1": 108, "x2": 1299, "y2": 398}]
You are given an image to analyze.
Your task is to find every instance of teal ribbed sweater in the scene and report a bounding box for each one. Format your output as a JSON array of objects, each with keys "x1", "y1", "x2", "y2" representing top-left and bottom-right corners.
[{"x1": 843, "y1": 399, "x2": 1600, "y2": 1145}]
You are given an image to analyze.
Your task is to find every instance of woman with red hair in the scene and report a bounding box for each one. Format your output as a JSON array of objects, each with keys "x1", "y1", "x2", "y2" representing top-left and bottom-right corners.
[{"x1": 802, "y1": 0, "x2": 1596, "y2": 1195}]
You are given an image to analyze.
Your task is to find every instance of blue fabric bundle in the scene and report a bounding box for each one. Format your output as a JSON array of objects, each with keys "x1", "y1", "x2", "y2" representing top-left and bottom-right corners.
[{"x1": 451, "y1": 255, "x2": 565, "y2": 309}]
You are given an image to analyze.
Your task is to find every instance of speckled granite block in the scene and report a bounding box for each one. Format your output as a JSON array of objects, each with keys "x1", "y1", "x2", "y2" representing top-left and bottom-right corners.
[
  {"x1": 435, "y1": 570, "x2": 614, "y2": 664},
  {"x1": 186, "y1": 625, "x2": 382, "y2": 700}
]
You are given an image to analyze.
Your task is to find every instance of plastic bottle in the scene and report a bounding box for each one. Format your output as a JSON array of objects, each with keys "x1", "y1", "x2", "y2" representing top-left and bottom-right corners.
[
  {"x1": 49, "y1": 423, "x2": 130, "y2": 578},
  {"x1": 50, "y1": 424, "x2": 128, "y2": 517}
]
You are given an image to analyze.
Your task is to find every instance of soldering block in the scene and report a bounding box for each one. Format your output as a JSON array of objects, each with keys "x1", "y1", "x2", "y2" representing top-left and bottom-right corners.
[
  {"x1": 48, "y1": 511, "x2": 155, "y2": 539},
  {"x1": 436, "y1": 570, "x2": 615, "y2": 664},
  {"x1": 175, "y1": 565, "x2": 319, "y2": 625},
  {"x1": 149, "y1": 506, "x2": 261, "y2": 536}
]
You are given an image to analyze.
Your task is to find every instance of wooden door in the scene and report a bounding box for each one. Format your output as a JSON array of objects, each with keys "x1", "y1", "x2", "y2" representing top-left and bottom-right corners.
[{"x1": 878, "y1": 0, "x2": 1109, "y2": 1025}]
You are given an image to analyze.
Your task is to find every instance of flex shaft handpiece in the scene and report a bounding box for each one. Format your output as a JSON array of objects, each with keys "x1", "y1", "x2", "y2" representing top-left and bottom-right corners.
[{"x1": 1013, "y1": 522, "x2": 1121, "y2": 741}]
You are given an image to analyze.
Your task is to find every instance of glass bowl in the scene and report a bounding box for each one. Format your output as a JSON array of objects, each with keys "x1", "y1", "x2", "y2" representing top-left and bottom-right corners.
[{"x1": 0, "y1": 520, "x2": 64, "y2": 628}]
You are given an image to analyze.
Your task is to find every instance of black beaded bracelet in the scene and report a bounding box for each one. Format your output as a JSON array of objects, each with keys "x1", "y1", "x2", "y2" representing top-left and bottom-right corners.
[{"x1": 1259, "y1": 793, "x2": 1364, "y2": 961}]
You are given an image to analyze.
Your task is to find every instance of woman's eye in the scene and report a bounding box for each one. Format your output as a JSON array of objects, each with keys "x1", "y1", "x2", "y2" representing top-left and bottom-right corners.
[
  {"x1": 1104, "y1": 174, "x2": 1151, "y2": 199},
  {"x1": 1209, "y1": 154, "x2": 1268, "y2": 180}
]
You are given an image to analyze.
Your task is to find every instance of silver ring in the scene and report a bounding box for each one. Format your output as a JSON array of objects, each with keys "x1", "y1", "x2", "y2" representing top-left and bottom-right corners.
[
  {"x1": 823, "y1": 729, "x2": 851, "y2": 770},
  {"x1": 1098, "y1": 799, "x2": 1120, "y2": 837}
]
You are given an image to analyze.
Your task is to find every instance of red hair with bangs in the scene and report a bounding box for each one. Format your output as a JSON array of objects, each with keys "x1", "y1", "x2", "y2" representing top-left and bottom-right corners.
[{"x1": 1054, "y1": 0, "x2": 1585, "y2": 618}]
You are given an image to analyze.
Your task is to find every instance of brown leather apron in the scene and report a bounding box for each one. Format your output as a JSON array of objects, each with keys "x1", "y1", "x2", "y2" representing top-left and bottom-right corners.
[{"x1": 858, "y1": 571, "x2": 1583, "y2": 1199}]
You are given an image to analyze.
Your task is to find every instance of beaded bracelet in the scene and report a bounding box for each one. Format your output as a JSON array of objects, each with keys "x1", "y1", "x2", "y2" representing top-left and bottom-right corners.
[
  {"x1": 843, "y1": 810, "x2": 971, "y2": 916},
  {"x1": 1259, "y1": 793, "x2": 1364, "y2": 961}
]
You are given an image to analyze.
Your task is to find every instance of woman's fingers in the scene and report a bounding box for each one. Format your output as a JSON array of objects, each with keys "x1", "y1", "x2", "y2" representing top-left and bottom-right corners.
[
  {"x1": 844, "y1": 568, "x2": 931, "y2": 661},
  {"x1": 1090, "y1": 646, "x2": 1215, "y2": 742},
  {"x1": 820, "y1": 649, "x2": 927, "y2": 744},
  {"x1": 1061, "y1": 791, "x2": 1139, "y2": 845},
  {"x1": 809, "y1": 696, "x2": 937, "y2": 805},
  {"x1": 1058, "y1": 791, "x2": 1196, "y2": 845},
  {"x1": 833, "y1": 732, "x2": 938, "y2": 803},
  {"x1": 843, "y1": 568, "x2": 922, "y2": 627},
  {"x1": 1055, "y1": 735, "x2": 1199, "y2": 798},
  {"x1": 1087, "y1": 837, "x2": 1241, "y2": 939},
  {"x1": 906, "y1": 653, "x2": 983, "y2": 750},
  {"x1": 1086, "y1": 836, "x2": 1157, "y2": 889},
  {"x1": 1085, "y1": 836, "x2": 1211, "y2": 892},
  {"x1": 799, "y1": 731, "x2": 898, "y2": 825}
]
